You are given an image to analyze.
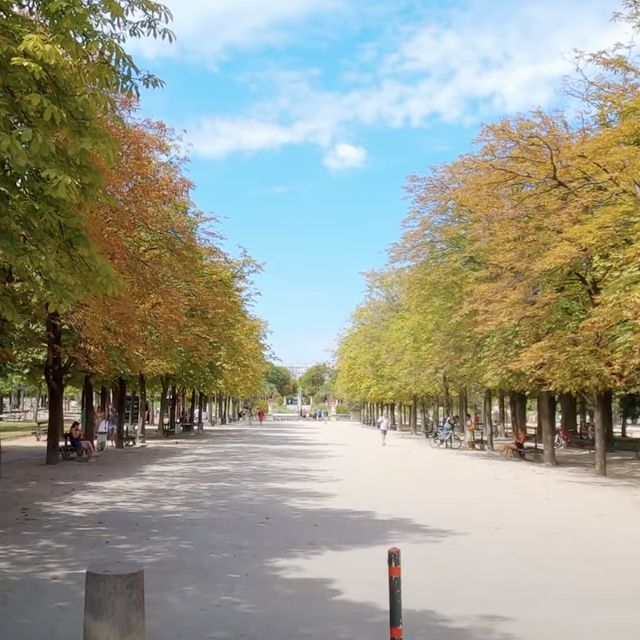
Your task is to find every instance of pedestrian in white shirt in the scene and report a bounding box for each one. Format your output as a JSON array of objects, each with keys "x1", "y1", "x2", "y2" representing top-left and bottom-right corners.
[
  {"x1": 97, "y1": 418, "x2": 110, "y2": 451},
  {"x1": 379, "y1": 413, "x2": 390, "y2": 445}
]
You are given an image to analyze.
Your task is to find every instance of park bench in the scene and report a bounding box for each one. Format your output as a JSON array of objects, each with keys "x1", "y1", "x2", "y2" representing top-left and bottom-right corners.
[
  {"x1": 163, "y1": 424, "x2": 176, "y2": 437},
  {"x1": 181, "y1": 422, "x2": 194, "y2": 433},
  {"x1": 505, "y1": 445, "x2": 543, "y2": 461},
  {"x1": 271, "y1": 413, "x2": 299, "y2": 421},
  {"x1": 60, "y1": 433, "x2": 85, "y2": 461},
  {"x1": 31, "y1": 420, "x2": 48, "y2": 441}
]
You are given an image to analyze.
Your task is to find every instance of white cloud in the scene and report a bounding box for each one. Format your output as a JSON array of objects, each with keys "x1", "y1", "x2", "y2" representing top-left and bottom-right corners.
[
  {"x1": 323, "y1": 143, "x2": 367, "y2": 171},
  {"x1": 132, "y1": 0, "x2": 345, "y2": 62},
  {"x1": 179, "y1": 1, "x2": 635, "y2": 164},
  {"x1": 186, "y1": 115, "x2": 334, "y2": 157}
]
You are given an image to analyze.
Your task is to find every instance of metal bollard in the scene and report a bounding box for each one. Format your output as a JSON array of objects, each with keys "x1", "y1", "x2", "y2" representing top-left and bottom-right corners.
[
  {"x1": 388, "y1": 547, "x2": 403, "y2": 640},
  {"x1": 83, "y1": 562, "x2": 145, "y2": 640}
]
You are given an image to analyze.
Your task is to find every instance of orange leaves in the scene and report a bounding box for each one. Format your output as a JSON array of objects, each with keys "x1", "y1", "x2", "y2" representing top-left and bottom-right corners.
[
  {"x1": 68, "y1": 106, "x2": 266, "y2": 392},
  {"x1": 341, "y1": 38, "x2": 640, "y2": 399}
]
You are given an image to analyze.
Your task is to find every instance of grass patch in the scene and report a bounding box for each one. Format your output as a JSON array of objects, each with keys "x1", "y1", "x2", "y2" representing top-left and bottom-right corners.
[{"x1": 0, "y1": 422, "x2": 38, "y2": 440}]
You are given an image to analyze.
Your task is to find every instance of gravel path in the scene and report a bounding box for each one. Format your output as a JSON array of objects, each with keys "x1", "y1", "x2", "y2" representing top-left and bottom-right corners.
[{"x1": 1, "y1": 421, "x2": 639, "y2": 639}]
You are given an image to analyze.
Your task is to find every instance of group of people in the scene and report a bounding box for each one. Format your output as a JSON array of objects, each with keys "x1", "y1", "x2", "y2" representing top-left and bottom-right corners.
[
  {"x1": 298, "y1": 409, "x2": 328, "y2": 420},
  {"x1": 65, "y1": 406, "x2": 121, "y2": 460},
  {"x1": 96, "y1": 406, "x2": 118, "y2": 449}
]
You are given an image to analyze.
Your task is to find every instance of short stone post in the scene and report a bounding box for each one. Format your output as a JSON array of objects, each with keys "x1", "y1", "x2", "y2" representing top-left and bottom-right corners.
[{"x1": 83, "y1": 562, "x2": 145, "y2": 640}]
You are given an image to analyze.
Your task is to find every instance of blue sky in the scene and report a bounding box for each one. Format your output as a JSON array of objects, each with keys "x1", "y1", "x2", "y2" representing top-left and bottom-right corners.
[{"x1": 133, "y1": 0, "x2": 631, "y2": 367}]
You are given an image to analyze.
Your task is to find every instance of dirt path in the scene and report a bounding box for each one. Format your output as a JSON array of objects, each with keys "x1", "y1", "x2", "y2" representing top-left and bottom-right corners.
[{"x1": 1, "y1": 421, "x2": 638, "y2": 639}]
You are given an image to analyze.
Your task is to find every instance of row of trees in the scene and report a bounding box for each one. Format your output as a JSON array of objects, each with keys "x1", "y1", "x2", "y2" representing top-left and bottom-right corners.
[
  {"x1": 1, "y1": 1, "x2": 267, "y2": 466},
  {"x1": 336, "y1": 2, "x2": 640, "y2": 475}
]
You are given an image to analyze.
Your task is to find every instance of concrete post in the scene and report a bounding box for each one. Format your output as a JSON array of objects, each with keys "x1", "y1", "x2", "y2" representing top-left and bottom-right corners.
[{"x1": 84, "y1": 562, "x2": 145, "y2": 640}]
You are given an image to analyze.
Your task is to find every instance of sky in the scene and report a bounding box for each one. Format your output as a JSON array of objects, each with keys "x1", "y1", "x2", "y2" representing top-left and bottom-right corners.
[{"x1": 132, "y1": 0, "x2": 632, "y2": 367}]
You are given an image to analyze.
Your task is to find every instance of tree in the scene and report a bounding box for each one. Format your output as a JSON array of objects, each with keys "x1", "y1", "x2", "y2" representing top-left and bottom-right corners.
[
  {"x1": 299, "y1": 363, "x2": 334, "y2": 406},
  {"x1": 264, "y1": 363, "x2": 295, "y2": 398},
  {"x1": 1, "y1": 1, "x2": 173, "y2": 463}
]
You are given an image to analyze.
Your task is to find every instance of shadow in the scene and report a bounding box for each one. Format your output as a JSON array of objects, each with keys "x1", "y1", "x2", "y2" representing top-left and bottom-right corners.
[
  {"x1": 0, "y1": 423, "x2": 514, "y2": 640},
  {"x1": 549, "y1": 448, "x2": 640, "y2": 487}
]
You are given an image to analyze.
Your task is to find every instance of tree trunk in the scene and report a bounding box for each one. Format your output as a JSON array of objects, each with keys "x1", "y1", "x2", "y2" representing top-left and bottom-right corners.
[
  {"x1": 189, "y1": 389, "x2": 196, "y2": 425},
  {"x1": 420, "y1": 397, "x2": 428, "y2": 433},
  {"x1": 483, "y1": 389, "x2": 493, "y2": 451},
  {"x1": 443, "y1": 376, "x2": 451, "y2": 416},
  {"x1": 33, "y1": 387, "x2": 41, "y2": 423},
  {"x1": 559, "y1": 393, "x2": 577, "y2": 432},
  {"x1": 158, "y1": 377, "x2": 169, "y2": 436},
  {"x1": 83, "y1": 375, "x2": 95, "y2": 443},
  {"x1": 198, "y1": 392, "x2": 204, "y2": 431},
  {"x1": 539, "y1": 391, "x2": 557, "y2": 466},
  {"x1": 407, "y1": 399, "x2": 414, "y2": 433},
  {"x1": 138, "y1": 372, "x2": 147, "y2": 444},
  {"x1": 170, "y1": 385, "x2": 177, "y2": 429},
  {"x1": 176, "y1": 387, "x2": 184, "y2": 421},
  {"x1": 593, "y1": 389, "x2": 612, "y2": 476},
  {"x1": 498, "y1": 390, "x2": 506, "y2": 438},
  {"x1": 100, "y1": 385, "x2": 108, "y2": 414},
  {"x1": 459, "y1": 389, "x2": 468, "y2": 440},
  {"x1": 577, "y1": 395, "x2": 587, "y2": 435},
  {"x1": 116, "y1": 377, "x2": 126, "y2": 449},
  {"x1": 509, "y1": 391, "x2": 527, "y2": 431},
  {"x1": 45, "y1": 311, "x2": 64, "y2": 465},
  {"x1": 458, "y1": 389, "x2": 467, "y2": 428}
]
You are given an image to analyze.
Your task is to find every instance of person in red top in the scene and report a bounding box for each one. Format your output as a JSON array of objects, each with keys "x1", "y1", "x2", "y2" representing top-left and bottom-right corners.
[{"x1": 257, "y1": 408, "x2": 265, "y2": 424}]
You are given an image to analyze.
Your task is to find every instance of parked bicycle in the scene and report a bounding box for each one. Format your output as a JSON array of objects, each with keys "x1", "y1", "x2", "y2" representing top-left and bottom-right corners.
[
  {"x1": 554, "y1": 427, "x2": 594, "y2": 449},
  {"x1": 429, "y1": 427, "x2": 462, "y2": 449}
]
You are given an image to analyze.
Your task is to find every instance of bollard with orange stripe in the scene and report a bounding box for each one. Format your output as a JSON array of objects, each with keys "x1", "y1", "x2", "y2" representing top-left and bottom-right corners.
[{"x1": 388, "y1": 547, "x2": 403, "y2": 640}]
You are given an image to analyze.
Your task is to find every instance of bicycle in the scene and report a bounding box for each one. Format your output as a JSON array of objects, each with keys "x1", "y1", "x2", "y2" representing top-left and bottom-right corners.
[
  {"x1": 422, "y1": 418, "x2": 436, "y2": 438},
  {"x1": 429, "y1": 427, "x2": 462, "y2": 449},
  {"x1": 554, "y1": 427, "x2": 594, "y2": 450}
]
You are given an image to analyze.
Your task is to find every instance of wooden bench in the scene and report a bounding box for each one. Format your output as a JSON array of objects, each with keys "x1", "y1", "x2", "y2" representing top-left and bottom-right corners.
[
  {"x1": 505, "y1": 444, "x2": 543, "y2": 460},
  {"x1": 60, "y1": 433, "x2": 85, "y2": 461},
  {"x1": 32, "y1": 421, "x2": 48, "y2": 441}
]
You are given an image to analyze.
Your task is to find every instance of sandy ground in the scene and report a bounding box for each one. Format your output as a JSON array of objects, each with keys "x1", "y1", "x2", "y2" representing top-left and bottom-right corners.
[{"x1": 1, "y1": 421, "x2": 639, "y2": 640}]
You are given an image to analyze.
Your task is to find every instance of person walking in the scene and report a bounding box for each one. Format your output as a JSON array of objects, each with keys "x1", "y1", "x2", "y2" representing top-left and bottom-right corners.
[
  {"x1": 257, "y1": 407, "x2": 265, "y2": 424},
  {"x1": 379, "y1": 413, "x2": 390, "y2": 445}
]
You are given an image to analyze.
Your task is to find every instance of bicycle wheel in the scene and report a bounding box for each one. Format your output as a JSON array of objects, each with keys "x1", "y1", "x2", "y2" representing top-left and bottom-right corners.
[
  {"x1": 451, "y1": 434, "x2": 462, "y2": 449},
  {"x1": 429, "y1": 434, "x2": 440, "y2": 448}
]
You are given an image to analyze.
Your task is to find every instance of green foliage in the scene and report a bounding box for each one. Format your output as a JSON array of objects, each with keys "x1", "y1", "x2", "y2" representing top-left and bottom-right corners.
[
  {"x1": 299, "y1": 363, "x2": 335, "y2": 400},
  {"x1": 0, "y1": 0, "x2": 173, "y2": 363},
  {"x1": 263, "y1": 363, "x2": 295, "y2": 397}
]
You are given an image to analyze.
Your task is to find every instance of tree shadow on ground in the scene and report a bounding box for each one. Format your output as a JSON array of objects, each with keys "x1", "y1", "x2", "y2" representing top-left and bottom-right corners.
[
  {"x1": 0, "y1": 424, "x2": 515, "y2": 640},
  {"x1": 549, "y1": 448, "x2": 640, "y2": 487}
]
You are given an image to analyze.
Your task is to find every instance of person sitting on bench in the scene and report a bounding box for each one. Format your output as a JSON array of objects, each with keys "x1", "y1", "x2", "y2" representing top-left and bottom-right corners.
[
  {"x1": 69, "y1": 422, "x2": 96, "y2": 458},
  {"x1": 501, "y1": 427, "x2": 526, "y2": 458}
]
